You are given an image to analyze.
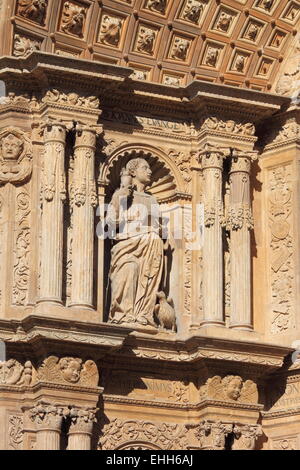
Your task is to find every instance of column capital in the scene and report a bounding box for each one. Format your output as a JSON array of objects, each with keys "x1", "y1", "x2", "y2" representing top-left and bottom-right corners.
[
  {"x1": 194, "y1": 420, "x2": 233, "y2": 450},
  {"x1": 69, "y1": 407, "x2": 98, "y2": 435},
  {"x1": 42, "y1": 120, "x2": 67, "y2": 142},
  {"x1": 230, "y1": 149, "x2": 258, "y2": 173},
  {"x1": 30, "y1": 401, "x2": 67, "y2": 431},
  {"x1": 232, "y1": 424, "x2": 262, "y2": 450},
  {"x1": 198, "y1": 144, "x2": 229, "y2": 170}
]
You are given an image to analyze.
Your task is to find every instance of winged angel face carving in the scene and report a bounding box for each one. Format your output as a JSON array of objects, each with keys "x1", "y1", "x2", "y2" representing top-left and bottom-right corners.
[{"x1": 200, "y1": 375, "x2": 258, "y2": 403}]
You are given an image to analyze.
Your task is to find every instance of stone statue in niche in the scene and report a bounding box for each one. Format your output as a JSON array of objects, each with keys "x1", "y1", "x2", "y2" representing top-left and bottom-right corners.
[
  {"x1": 106, "y1": 158, "x2": 175, "y2": 330},
  {"x1": 0, "y1": 129, "x2": 32, "y2": 184}
]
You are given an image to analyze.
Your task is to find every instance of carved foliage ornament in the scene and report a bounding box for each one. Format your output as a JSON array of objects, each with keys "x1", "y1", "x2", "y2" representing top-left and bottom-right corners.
[
  {"x1": 0, "y1": 129, "x2": 32, "y2": 185},
  {"x1": 194, "y1": 420, "x2": 233, "y2": 449},
  {"x1": 199, "y1": 375, "x2": 258, "y2": 404},
  {"x1": 69, "y1": 407, "x2": 98, "y2": 433},
  {"x1": 37, "y1": 356, "x2": 99, "y2": 386},
  {"x1": 232, "y1": 424, "x2": 262, "y2": 450},
  {"x1": 8, "y1": 415, "x2": 24, "y2": 450},
  {"x1": 99, "y1": 419, "x2": 188, "y2": 450},
  {"x1": 17, "y1": 0, "x2": 48, "y2": 24},
  {"x1": 268, "y1": 165, "x2": 294, "y2": 333},
  {"x1": 30, "y1": 401, "x2": 66, "y2": 429}
]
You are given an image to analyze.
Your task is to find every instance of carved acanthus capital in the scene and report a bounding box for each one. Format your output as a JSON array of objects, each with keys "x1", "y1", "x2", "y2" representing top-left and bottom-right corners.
[
  {"x1": 230, "y1": 149, "x2": 258, "y2": 173},
  {"x1": 194, "y1": 420, "x2": 233, "y2": 450},
  {"x1": 199, "y1": 375, "x2": 259, "y2": 404},
  {"x1": 0, "y1": 128, "x2": 32, "y2": 185},
  {"x1": 30, "y1": 402, "x2": 67, "y2": 430},
  {"x1": 232, "y1": 424, "x2": 262, "y2": 450},
  {"x1": 69, "y1": 407, "x2": 98, "y2": 434},
  {"x1": 199, "y1": 144, "x2": 227, "y2": 170}
]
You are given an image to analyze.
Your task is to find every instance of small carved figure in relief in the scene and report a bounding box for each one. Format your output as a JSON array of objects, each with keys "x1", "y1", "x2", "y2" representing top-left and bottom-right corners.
[
  {"x1": 222, "y1": 375, "x2": 243, "y2": 400},
  {"x1": 0, "y1": 131, "x2": 32, "y2": 184},
  {"x1": 154, "y1": 291, "x2": 177, "y2": 332},
  {"x1": 171, "y1": 38, "x2": 190, "y2": 61},
  {"x1": 17, "y1": 0, "x2": 48, "y2": 24},
  {"x1": 106, "y1": 158, "x2": 171, "y2": 328},
  {"x1": 163, "y1": 76, "x2": 180, "y2": 86},
  {"x1": 182, "y1": 0, "x2": 203, "y2": 24},
  {"x1": 216, "y1": 12, "x2": 233, "y2": 32},
  {"x1": 0, "y1": 360, "x2": 24, "y2": 385},
  {"x1": 61, "y1": 2, "x2": 86, "y2": 37},
  {"x1": 145, "y1": 0, "x2": 167, "y2": 14},
  {"x1": 246, "y1": 23, "x2": 259, "y2": 41},
  {"x1": 136, "y1": 27, "x2": 156, "y2": 54},
  {"x1": 258, "y1": 0, "x2": 273, "y2": 11},
  {"x1": 205, "y1": 47, "x2": 219, "y2": 67},
  {"x1": 131, "y1": 70, "x2": 147, "y2": 80},
  {"x1": 99, "y1": 15, "x2": 123, "y2": 46},
  {"x1": 234, "y1": 55, "x2": 246, "y2": 72},
  {"x1": 13, "y1": 34, "x2": 41, "y2": 57}
]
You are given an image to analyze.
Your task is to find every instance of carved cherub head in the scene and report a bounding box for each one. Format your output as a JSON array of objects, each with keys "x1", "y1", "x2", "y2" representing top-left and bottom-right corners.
[
  {"x1": 59, "y1": 357, "x2": 82, "y2": 383},
  {"x1": 1, "y1": 133, "x2": 23, "y2": 161},
  {"x1": 222, "y1": 375, "x2": 243, "y2": 400}
]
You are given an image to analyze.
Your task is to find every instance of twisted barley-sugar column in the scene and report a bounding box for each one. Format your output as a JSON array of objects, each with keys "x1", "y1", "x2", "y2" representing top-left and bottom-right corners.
[
  {"x1": 200, "y1": 147, "x2": 225, "y2": 327},
  {"x1": 68, "y1": 408, "x2": 97, "y2": 450},
  {"x1": 228, "y1": 151, "x2": 255, "y2": 330},
  {"x1": 69, "y1": 126, "x2": 97, "y2": 308},
  {"x1": 39, "y1": 122, "x2": 66, "y2": 304}
]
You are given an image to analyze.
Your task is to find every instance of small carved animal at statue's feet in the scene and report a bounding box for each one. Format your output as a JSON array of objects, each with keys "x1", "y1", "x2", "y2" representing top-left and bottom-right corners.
[{"x1": 154, "y1": 291, "x2": 177, "y2": 332}]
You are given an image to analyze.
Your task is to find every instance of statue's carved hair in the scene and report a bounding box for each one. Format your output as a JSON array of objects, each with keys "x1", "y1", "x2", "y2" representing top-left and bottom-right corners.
[{"x1": 126, "y1": 158, "x2": 147, "y2": 177}]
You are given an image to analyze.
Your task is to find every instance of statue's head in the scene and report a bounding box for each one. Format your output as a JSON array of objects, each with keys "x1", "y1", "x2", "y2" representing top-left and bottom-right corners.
[
  {"x1": 1, "y1": 133, "x2": 23, "y2": 161},
  {"x1": 222, "y1": 375, "x2": 243, "y2": 401},
  {"x1": 59, "y1": 357, "x2": 82, "y2": 383},
  {"x1": 126, "y1": 158, "x2": 152, "y2": 186}
]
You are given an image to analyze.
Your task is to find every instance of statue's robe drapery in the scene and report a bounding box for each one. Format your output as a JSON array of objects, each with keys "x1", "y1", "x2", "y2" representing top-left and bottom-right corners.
[{"x1": 106, "y1": 190, "x2": 164, "y2": 326}]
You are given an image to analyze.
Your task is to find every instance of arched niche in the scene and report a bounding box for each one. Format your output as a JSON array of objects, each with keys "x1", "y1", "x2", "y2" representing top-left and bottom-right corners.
[
  {"x1": 98, "y1": 144, "x2": 190, "y2": 324},
  {"x1": 116, "y1": 441, "x2": 162, "y2": 450}
]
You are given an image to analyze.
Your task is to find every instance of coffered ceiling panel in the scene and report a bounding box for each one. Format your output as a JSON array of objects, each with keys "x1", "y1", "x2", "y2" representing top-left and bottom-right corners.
[{"x1": 6, "y1": 0, "x2": 300, "y2": 92}]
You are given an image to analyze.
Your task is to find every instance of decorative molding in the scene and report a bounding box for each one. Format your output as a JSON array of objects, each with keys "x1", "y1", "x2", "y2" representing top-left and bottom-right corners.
[
  {"x1": 8, "y1": 415, "x2": 23, "y2": 450},
  {"x1": 200, "y1": 117, "x2": 255, "y2": 136},
  {"x1": 42, "y1": 89, "x2": 99, "y2": 109},
  {"x1": 268, "y1": 164, "x2": 295, "y2": 334},
  {"x1": 99, "y1": 418, "x2": 188, "y2": 450}
]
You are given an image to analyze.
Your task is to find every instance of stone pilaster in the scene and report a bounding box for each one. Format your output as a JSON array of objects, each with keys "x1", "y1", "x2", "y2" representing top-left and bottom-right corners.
[
  {"x1": 200, "y1": 146, "x2": 225, "y2": 327},
  {"x1": 68, "y1": 407, "x2": 98, "y2": 450},
  {"x1": 38, "y1": 122, "x2": 67, "y2": 305},
  {"x1": 227, "y1": 150, "x2": 256, "y2": 330},
  {"x1": 69, "y1": 126, "x2": 97, "y2": 308},
  {"x1": 232, "y1": 423, "x2": 262, "y2": 450},
  {"x1": 195, "y1": 420, "x2": 233, "y2": 450},
  {"x1": 30, "y1": 402, "x2": 66, "y2": 450}
]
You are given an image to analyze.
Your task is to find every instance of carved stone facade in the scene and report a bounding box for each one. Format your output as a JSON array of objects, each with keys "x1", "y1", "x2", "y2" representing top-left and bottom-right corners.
[{"x1": 0, "y1": 0, "x2": 300, "y2": 452}]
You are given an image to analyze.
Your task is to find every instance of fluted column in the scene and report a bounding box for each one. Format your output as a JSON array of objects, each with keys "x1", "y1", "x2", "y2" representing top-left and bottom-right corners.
[
  {"x1": 38, "y1": 122, "x2": 66, "y2": 304},
  {"x1": 227, "y1": 151, "x2": 256, "y2": 330},
  {"x1": 200, "y1": 146, "x2": 225, "y2": 327},
  {"x1": 30, "y1": 402, "x2": 66, "y2": 450},
  {"x1": 68, "y1": 407, "x2": 97, "y2": 450},
  {"x1": 69, "y1": 126, "x2": 97, "y2": 308}
]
